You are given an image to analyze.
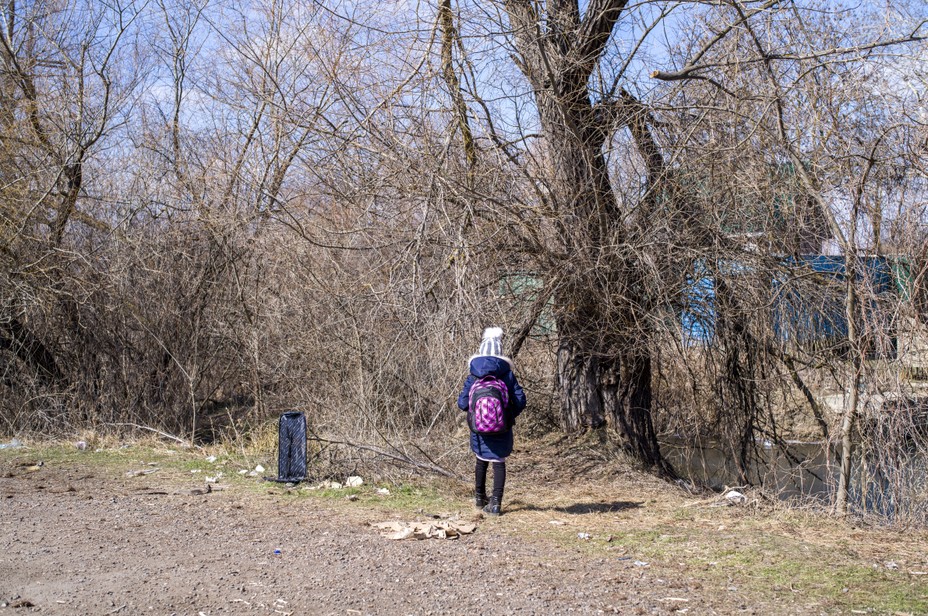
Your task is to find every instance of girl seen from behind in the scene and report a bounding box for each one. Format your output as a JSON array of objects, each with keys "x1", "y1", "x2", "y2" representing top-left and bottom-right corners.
[{"x1": 457, "y1": 327, "x2": 526, "y2": 516}]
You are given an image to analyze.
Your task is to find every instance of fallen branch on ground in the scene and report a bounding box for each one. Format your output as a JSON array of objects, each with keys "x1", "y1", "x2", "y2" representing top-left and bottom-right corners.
[
  {"x1": 309, "y1": 434, "x2": 462, "y2": 481},
  {"x1": 105, "y1": 423, "x2": 194, "y2": 448}
]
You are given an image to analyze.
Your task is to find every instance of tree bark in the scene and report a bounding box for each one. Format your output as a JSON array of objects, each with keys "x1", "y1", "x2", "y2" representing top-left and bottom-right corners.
[
  {"x1": 502, "y1": 0, "x2": 671, "y2": 472},
  {"x1": 555, "y1": 312, "x2": 670, "y2": 473},
  {"x1": 836, "y1": 258, "x2": 861, "y2": 516}
]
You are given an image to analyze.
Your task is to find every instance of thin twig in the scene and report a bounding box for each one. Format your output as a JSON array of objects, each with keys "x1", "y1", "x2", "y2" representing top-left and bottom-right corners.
[{"x1": 105, "y1": 422, "x2": 193, "y2": 448}]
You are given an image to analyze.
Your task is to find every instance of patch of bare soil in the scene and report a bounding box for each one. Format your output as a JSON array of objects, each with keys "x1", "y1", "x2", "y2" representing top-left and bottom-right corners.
[{"x1": 1, "y1": 443, "x2": 926, "y2": 615}]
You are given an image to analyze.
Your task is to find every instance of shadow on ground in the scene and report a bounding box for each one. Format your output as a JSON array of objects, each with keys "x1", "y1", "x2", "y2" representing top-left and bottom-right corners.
[{"x1": 506, "y1": 500, "x2": 644, "y2": 514}]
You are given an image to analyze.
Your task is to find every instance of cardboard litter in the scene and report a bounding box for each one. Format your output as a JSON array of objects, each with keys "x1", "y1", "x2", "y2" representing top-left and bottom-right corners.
[{"x1": 372, "y1": 520, "x2": 477, "y2": 540}]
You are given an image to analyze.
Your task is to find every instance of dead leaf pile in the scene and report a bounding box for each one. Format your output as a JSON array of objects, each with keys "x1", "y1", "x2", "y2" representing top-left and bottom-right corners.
[{"x1": 372, "y1": 520, "x2": 476, "y2": 540}]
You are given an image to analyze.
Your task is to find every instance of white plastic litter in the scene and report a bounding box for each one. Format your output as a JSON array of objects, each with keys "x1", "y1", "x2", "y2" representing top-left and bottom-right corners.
[{"x1": 724, "y1": 490, "x2": 747, "y2": 505}]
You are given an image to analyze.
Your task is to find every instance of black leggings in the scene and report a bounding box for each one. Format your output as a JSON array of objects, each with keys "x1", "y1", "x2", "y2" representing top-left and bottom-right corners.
[{"x1": 475, "y1": 458, "x2": 506, "y2": 502}]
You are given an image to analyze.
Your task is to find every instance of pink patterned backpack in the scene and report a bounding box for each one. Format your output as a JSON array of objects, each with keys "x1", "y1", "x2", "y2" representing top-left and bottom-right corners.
[{"x1": 468, "y1": 376, "x2": 510, "y2": 434}]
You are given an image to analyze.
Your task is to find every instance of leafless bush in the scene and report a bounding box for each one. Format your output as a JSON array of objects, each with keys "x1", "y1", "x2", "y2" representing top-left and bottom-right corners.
[{"x1": 1, "y1": 0, "x2": 927, "y2": 522}]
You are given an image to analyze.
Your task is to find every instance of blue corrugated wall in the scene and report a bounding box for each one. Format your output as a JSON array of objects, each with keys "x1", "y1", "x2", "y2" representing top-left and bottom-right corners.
[{"x1": 681, "y1": 256, "x2": 898, "y2": 350}]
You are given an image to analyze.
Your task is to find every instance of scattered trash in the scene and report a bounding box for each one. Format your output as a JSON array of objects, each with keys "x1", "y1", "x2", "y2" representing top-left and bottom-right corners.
[
  {"x1": 633, "y1": 560, "x2": 650, "y2": 567},
  {"x1": 373, "y1": 520, "x2": 477, "y2": 540},
  {"x1": 577, "y1": 532, "x2": 592, "y2": 540},
  {"x1": 724, "y1": 490, "x2": 747, "y2": 505},
  {"x1": 273, "y1": 549, "x2": 282, "y2": 555},
  {"x1": 206, "y1": 455, "x2": 217, "y2": 463},
  {"x1": 75, "y1": 441, "x2": 87, "y2": 451},
  {"x1": 126, "y1": 468, "x2": 159, "y2": 478},
  {"x1": 205, "y1": 473, "x2": 222, "y2": 484},
  {"x1": 910, "y1": 570, "x2": 927, "y2": 575},
  {"x1": 549, "y1": 519, "x2": 567, "y2": 525},
  {"x1": 248, "y1": 464, "x2": 267, "y2": 478},
  {"x1": 238, "y1": 469, "x2": 248, "y2": 475},
  {"x1": 346, "y1": 494, "x2": 359, "y2": 501},
  {"x1": 885, "y1": 561, "x2": 899, "y2": 570},
  {"x1": 376, "y1": 487, "x2": 390, "y2": 495},
  {"x1": 25, "y1": 461, "x2": 44, "y2": 472},
  {"x1": 618, "y1": 557, "x2": 632, "y2": 561},
  {"x1": 345, "y1": 476, "x2": 363, "y2": 488},
  {"x1": 0, "y1": 438, "x2": 23, "y2": 450}
]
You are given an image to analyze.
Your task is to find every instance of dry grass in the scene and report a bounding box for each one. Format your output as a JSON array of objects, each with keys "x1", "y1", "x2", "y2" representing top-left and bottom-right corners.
[{"x1": 3, "y1": 433, "x2": 927, "y2": 614}]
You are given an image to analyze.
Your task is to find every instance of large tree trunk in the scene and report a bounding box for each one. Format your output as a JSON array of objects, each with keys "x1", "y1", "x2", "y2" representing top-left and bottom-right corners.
[
  {"x1": 501, "y1": 0, "x2": 671, "y2": 472},
  {"x1": 555, "y1": 293, "x2": 670, "y2": 473}
]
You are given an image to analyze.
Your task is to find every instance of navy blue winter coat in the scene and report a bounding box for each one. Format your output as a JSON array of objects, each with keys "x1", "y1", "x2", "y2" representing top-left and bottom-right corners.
[{"x1": 457, "y1": 356, "x2": 526, "y2": 461}]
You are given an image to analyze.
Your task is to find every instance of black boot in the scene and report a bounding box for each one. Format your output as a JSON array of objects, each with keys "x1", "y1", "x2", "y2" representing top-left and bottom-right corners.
[
  {"x1": 482, "y1": 460, "x2": 505, "y2": 516},
  {"x1": 475, "y1": 490, "x2": 488, "y2": 509},
  {"x1": 474, "y1": 458, "x2": 489, "y2": 509}
]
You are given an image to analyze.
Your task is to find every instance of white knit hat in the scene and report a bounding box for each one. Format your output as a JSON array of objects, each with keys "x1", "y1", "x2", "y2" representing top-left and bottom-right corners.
[{"x1": 469, "y1": 326, "x2": 512, "y2": 367}]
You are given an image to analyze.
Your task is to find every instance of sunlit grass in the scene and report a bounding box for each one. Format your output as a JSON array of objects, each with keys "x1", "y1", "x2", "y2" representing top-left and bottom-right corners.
[{"x1": 3, "y1": 439, "x2": 927, "y2": 613}]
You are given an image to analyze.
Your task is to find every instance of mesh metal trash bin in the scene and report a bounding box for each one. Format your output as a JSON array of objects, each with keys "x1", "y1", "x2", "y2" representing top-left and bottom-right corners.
[{"x1": 277, "y1": 411, "x2": 307, "y2": 483}]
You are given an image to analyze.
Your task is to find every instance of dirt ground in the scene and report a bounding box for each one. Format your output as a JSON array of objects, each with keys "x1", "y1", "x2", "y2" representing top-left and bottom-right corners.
[{"x1": 1, "y1": 443, "x2": 927, "y2": 615}]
